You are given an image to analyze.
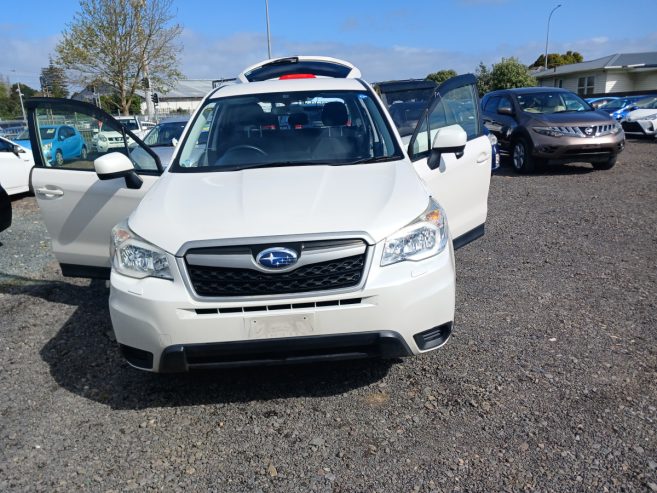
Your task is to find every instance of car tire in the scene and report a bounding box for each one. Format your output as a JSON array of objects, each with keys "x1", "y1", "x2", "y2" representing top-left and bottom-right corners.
[
  {"x1": 511, "y1": 138, "x2": 536, "y2": 174},
  {"x1": 54, "y1": 150, "x2": 64, "y2": 167},
  {"x1": 80, "y1": 146, "x2": 88, "y2": 160},
  {"x1": 592, "y1": 155, "x2": 617, "y2": 170}
]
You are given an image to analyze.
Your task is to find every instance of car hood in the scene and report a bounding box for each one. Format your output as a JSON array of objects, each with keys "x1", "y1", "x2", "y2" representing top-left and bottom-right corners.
[
  {"x1": 530, "y1": 111, "x2": 614, "y2": 126},
  {"x1": 130, "y1": 160, "x2": 429, "y2": 254},
  {"x1": 98, "y1": 131, "x2": 124, "y2": 138},
  {"x1": 626, "y1": 109, "x2": 657, "y2": 121}
]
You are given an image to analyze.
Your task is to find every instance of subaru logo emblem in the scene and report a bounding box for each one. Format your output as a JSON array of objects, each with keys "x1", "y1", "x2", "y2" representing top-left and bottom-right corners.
[
  {"x1": 584, "y1": 127, "x2": 594, "y2": 136},
  {"x1": 256, "y1": 247, "x2": 298, "y2": 269}
]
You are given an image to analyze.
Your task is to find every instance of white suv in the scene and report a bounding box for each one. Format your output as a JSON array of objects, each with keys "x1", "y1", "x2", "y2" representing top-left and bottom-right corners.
[{"x1": 25, "y1": 57, "x2": 491, "y2": 372}]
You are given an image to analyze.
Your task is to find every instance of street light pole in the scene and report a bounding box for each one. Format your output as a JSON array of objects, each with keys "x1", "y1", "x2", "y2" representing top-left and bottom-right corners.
[
  {"x1": 544, "y1": 4, "x2": 562, "y2": 71},
  {"x1": 265, "y1": 0, "x2": 272, "y2": 59}
]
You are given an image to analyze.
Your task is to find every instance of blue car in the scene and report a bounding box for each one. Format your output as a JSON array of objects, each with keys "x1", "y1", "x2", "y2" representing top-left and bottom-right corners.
[
  {"x1": 598, "y1": 96, "x2": 649, "y2": 121},
  {"x1": 14, "y1": 125, "x2": 87, "y2": 166}
]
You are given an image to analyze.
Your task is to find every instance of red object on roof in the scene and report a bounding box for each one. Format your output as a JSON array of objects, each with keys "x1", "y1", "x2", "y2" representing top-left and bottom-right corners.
[{"x1": 279, "y1": 73, "x2": 316, "y2": 80}]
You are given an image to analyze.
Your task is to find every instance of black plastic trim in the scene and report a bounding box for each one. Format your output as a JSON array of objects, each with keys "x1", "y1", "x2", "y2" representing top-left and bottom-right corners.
[
  {"x1": 453, "y1": 224, "x2": 485, "y2": 250},
  {"x1": 413, "y1": 322, "x2": 453, "y2": 350},
  {"x1": 0, "y1": 183, "x2": 11, "y2": 233},
  {"x1": 120, "y1": 344, "x2": 154, "y2": 370},
  {"x1": 60, "y1": 263, "x2": 111, "y2": 280},
  {"x1": 158, "y1": 331, "x2": 412, "y2": 372}
]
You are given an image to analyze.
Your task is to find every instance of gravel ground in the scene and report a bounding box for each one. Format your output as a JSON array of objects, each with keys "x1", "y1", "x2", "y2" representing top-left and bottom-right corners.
[{"x1": 0, "y1": 139, "x2": 656, "y2": 492}]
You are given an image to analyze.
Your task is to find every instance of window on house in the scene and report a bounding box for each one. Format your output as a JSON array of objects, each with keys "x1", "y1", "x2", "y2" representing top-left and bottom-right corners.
[{"x1": 577, "y1": 76, "x2": 595, "y2": 95}]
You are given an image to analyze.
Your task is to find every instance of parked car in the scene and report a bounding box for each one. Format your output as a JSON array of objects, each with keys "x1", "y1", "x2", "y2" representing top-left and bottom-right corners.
[
  {"x1": 92, "y1": 124, "x2": 135, "y2": 153},
  {"x1": 15, "y1": 125, "x2": 87, "y2": 166},
  {"x1": 140, "y1": 117, "x2": 189, "y2": 166},
  {"x1": 375, "y1": 78, "x2": 499, "y2": 171},
  {"x1": 481, "y1": 87, "x2": 624, "y2": 173},
  {"x1": 116, "y1": 115, "x2": 148, "y2": 138},
  {"x1": 0, "y1": 181, "x2": 11, "y2": 233},
  {"x1": 597, "y1": 96, "x2": 650, "y2": 121},
  {"x1": 621, "y1": 97, "x2": 657, "y2": 138},
  {"x1": 24, "y1": 56, "x2": 491, "y2": 372},
  {"x1": 0, "y1": 135, "x2": 35, "y2": 194},
  {"x1": 2, "y1": 125, "x2": 27, "y2": 140},
  {"x1": 585, "y1": 96, "x2": 618, "y2": 109}
]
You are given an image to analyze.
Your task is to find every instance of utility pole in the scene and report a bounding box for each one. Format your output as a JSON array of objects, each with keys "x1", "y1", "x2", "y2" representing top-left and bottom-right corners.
[
  {"x1": 265, "y1": 0, "x2": 272, "y2": 59},
  {"x1": 9, "y1": 70, "x2": 27, "y2": 123},
  {"x1": 544, "y1": 4, "x2": 562, "y2": 71},
  {"x1": 144, "y1": 66, "x2": 154, "y2": 122}
]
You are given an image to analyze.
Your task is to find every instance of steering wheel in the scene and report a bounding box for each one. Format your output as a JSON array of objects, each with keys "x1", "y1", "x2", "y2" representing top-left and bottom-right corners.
[{"x1": 225, "y1": 145, "x2": 267, "y2": 156}]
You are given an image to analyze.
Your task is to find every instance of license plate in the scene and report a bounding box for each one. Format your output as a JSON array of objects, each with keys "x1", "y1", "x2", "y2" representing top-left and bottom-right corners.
[{"x1": 246, "y1": 314, "x2": 315, "y2": 340}]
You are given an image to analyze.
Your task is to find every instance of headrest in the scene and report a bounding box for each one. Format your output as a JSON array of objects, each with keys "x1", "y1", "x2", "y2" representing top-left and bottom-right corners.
[
  {"x1": 322, "y1": 102, "x2": 348, "y2": 126},
  {"x1": 288, "y1": 112, "x2": 309, "y2": 128}
]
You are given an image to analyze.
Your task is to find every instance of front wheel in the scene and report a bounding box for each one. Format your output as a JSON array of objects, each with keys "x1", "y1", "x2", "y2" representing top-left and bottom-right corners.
[
  {"x1": 511, "y1": 138, "x2": 536, "y2": 174},
  {"x1": 592, "y1": 155, "x2": 616, "y2": 170},
  {"x1": 54, "y1": 150, "x2": 64, "y2": 167}
]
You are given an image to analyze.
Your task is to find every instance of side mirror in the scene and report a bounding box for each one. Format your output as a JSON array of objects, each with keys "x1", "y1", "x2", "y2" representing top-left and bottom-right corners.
[
  {"x1": 171, "y1": 137, "x2": 178, "y2": 147},
  {"x1": 498, "y1": 105, "x2": 514, "y2": 116},
  {"x1": 427, "y1": 124, "x2": 467, "y2": 170},
  {"x1": 12, "y1": 145, "x2": 25, "y2": 156},
  {"x1": 94, "y1": 152, "x2": 143, "y2": 189}
]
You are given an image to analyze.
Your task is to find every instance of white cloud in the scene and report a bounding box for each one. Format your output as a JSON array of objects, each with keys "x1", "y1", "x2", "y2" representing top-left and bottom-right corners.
[{"x1": 0, "y1": 26, "x2": 59, "y2": 88}]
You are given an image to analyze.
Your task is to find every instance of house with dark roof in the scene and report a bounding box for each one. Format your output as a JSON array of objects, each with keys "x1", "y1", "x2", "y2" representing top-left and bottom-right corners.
[{"x1": 535, "y1": 52, "x2": 657, "y2": 97}]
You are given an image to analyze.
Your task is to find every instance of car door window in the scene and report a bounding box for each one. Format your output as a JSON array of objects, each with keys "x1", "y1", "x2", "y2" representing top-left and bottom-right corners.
[
  {"x1": 32, "y1": 103, "x2": 159, "y2": 172},
  {"x1": 410, "y1": 83, "x2": 482, "y2": 158},
  {"x1": 483, "y1": 96, "x2": 500, "y2": 113},
  {"x1": 497, "y1": 97, "x2": 513, "y2": 113},
  {"x1": 0, "y1": 139, "x2": 11, "y2": 152}
]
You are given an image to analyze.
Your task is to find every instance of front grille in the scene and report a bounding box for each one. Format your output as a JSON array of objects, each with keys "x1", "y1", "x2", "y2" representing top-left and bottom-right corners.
[
  {"x1": 622, "y1": 121, "x2": 644, "y2": 133},
  {"x1": 551, "y1": 124, "x2": 616, "y2": 137},
  {"x1": 187, "y1": 254, "x2": 366, "y2": 297}
]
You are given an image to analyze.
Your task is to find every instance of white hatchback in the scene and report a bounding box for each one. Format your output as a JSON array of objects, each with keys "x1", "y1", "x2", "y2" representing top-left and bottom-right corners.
[
  {"x1": 25, "y1": 57, "x2": 491, "y2": 372},
  {"x1": 0, "y1": 136, "x2": 35, "y2": 195}
]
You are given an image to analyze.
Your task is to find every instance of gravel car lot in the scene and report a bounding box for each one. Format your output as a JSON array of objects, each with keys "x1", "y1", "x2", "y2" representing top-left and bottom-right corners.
[{"x1": 1, "y1": 139, "x2": 655, "y2": 492}]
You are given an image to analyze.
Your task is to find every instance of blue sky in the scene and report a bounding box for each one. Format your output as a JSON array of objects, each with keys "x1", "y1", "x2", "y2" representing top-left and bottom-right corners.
[{"x1": 1, "y1": 0, "x2": 656, "y2": 88}]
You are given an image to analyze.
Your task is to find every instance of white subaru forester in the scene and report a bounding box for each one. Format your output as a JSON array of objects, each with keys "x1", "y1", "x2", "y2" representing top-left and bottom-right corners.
[{"x1": 25, "y1": 56, "x2": 491, "y2": 372}]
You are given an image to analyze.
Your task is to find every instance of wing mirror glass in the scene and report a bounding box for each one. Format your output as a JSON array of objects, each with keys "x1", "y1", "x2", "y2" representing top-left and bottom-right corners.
[
  {"x1": 498, "y1": 105, "x2": 514, "y2": 116},
  {"x1": 427, "y1": 124, "x2": 467, "y2": 170},
  {"x1": 94, "y1": 152, "x2": 143, "y2": 189}
]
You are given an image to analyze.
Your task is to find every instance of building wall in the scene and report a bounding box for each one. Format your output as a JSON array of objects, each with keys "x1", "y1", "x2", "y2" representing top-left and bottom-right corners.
[
  {"x1": 634, "y1": 72, "x2": 657, "y2": 92},
  {"x1": 605, "y1": 72, "x2": 634, "y2": 93}
]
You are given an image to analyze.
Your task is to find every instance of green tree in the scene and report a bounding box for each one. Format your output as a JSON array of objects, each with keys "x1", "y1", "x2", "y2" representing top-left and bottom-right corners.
[
  {"x1": 100, "y1": 93, "x2": 142, "y2": 115},
  {"x1": 489, "y1": 57, "x2": 537, "y2": 90},
  {"x1": 40, "y1": 58, "x2": 69, "y2": 98},
  {"x1": 475, "y1": 61, "x2": 492, "y2": 97},
  {"x1": 426, "y1": 69, "x2": 457, "y2": 85},
  {"x1": 56, "y1": 0, "x2": 183, "y2": 115},
  {"x1": 530, "y1": 51, "x2": 584, "y2": 69}
]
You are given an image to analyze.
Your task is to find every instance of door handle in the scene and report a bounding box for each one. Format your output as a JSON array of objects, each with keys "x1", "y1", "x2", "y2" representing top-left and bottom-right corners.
[
  {"x1": 35, "y1": 187, "x2": 64, "y2": 198},
  {"x1": 476, "y1": 153, "x2": 490, "y2": 164}
]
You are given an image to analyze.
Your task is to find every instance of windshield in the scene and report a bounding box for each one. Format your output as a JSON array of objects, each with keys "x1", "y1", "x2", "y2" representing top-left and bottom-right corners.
[
  {"x1": 172, "y1": 90, "x2": 402, "y2": 172},
  {"x1": 516, "y1": 92, "x2": 591, "y2": 114},
  {"x1": 117, "y1": 119, "x2": 139, "y2": 131},
  {"x1": 17, "y1": 127, "x2": 57, "y2": 140},
  {"x1": 635, "y1": 97, "x2": 657, "y2": 109},
  {"x1": 144, "y1": 121, "x2": 187, "y2": 146},
  {"x1": 599, "y1": 98, "x2": 639, "y2": 110}
]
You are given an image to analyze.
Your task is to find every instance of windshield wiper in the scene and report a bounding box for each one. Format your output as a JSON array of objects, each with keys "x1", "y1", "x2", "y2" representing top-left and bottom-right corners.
[
  {"x1": 344, "y1": 156, "x2": 401, "y2": 165},
  {"x1": 219, "y1": 161, "x2": 312, "y2": 172}
]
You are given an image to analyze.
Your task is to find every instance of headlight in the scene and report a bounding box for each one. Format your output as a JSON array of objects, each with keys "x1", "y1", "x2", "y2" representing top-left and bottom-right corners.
[
  {"x1": 486, "y1": 133, "x2": 498, "y2": 146},
  {"x1": 641, "y1": 112, "x2": 657, "y2": 121},
  {"x1": 99, "y1": 134, "x2": 108, "y2": 142},
  {"x1": 381, "y1": 200, "x2": 448, "y2": 267},
  {"x1": 532, "y1": 126, "x2": 563, "y2": 137},
  {"x1": 42, "y1": 143, "x2": 52, "y2": 152},
  {"x1": 111, "y1": 219, "x2": 173, "y2": 280},
  {"x1": 611, "y1": 121, "x2": 623, "y2": 134}
]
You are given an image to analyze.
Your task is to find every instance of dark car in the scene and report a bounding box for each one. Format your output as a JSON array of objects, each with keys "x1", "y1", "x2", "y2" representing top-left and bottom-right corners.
[
  {"x1": 0, "y1": 182, "x2": 11, "y2": 233},
  {"x1": 481, "y1": 87, "x2": 625, "y2": 173}
]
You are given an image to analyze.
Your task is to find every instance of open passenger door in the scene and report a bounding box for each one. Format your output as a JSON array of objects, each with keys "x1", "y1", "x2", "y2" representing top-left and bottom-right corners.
[
  {"x1": 25, "y1": 98, "x2": 164, "y2": 279},
  {"x1": 407, "y1": 74, "x2": 491, "y2": 249}
]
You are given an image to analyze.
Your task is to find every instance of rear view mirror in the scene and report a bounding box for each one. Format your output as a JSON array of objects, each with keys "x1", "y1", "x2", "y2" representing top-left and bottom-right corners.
[
  {"x1": 12, "y1": 145, "x2": 24, "y2": 156},
  {"x1": 94, "y1": 152, "x2": 143, "y2": 189},
  {"x1": 428, "y1": 124, "x2": 467, "y2": 170}
]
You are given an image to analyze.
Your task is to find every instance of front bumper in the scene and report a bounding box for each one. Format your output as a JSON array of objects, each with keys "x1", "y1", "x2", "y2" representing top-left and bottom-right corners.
[
  {"x1": 622, "y1": 119, "x2": 657, "y2": 136},
  {"x1": 109, "y1": 241, "x2": 456, "y2": 372},
  {"x1": 531, "y1": 131, "x2": 625, "y2": 163}
]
